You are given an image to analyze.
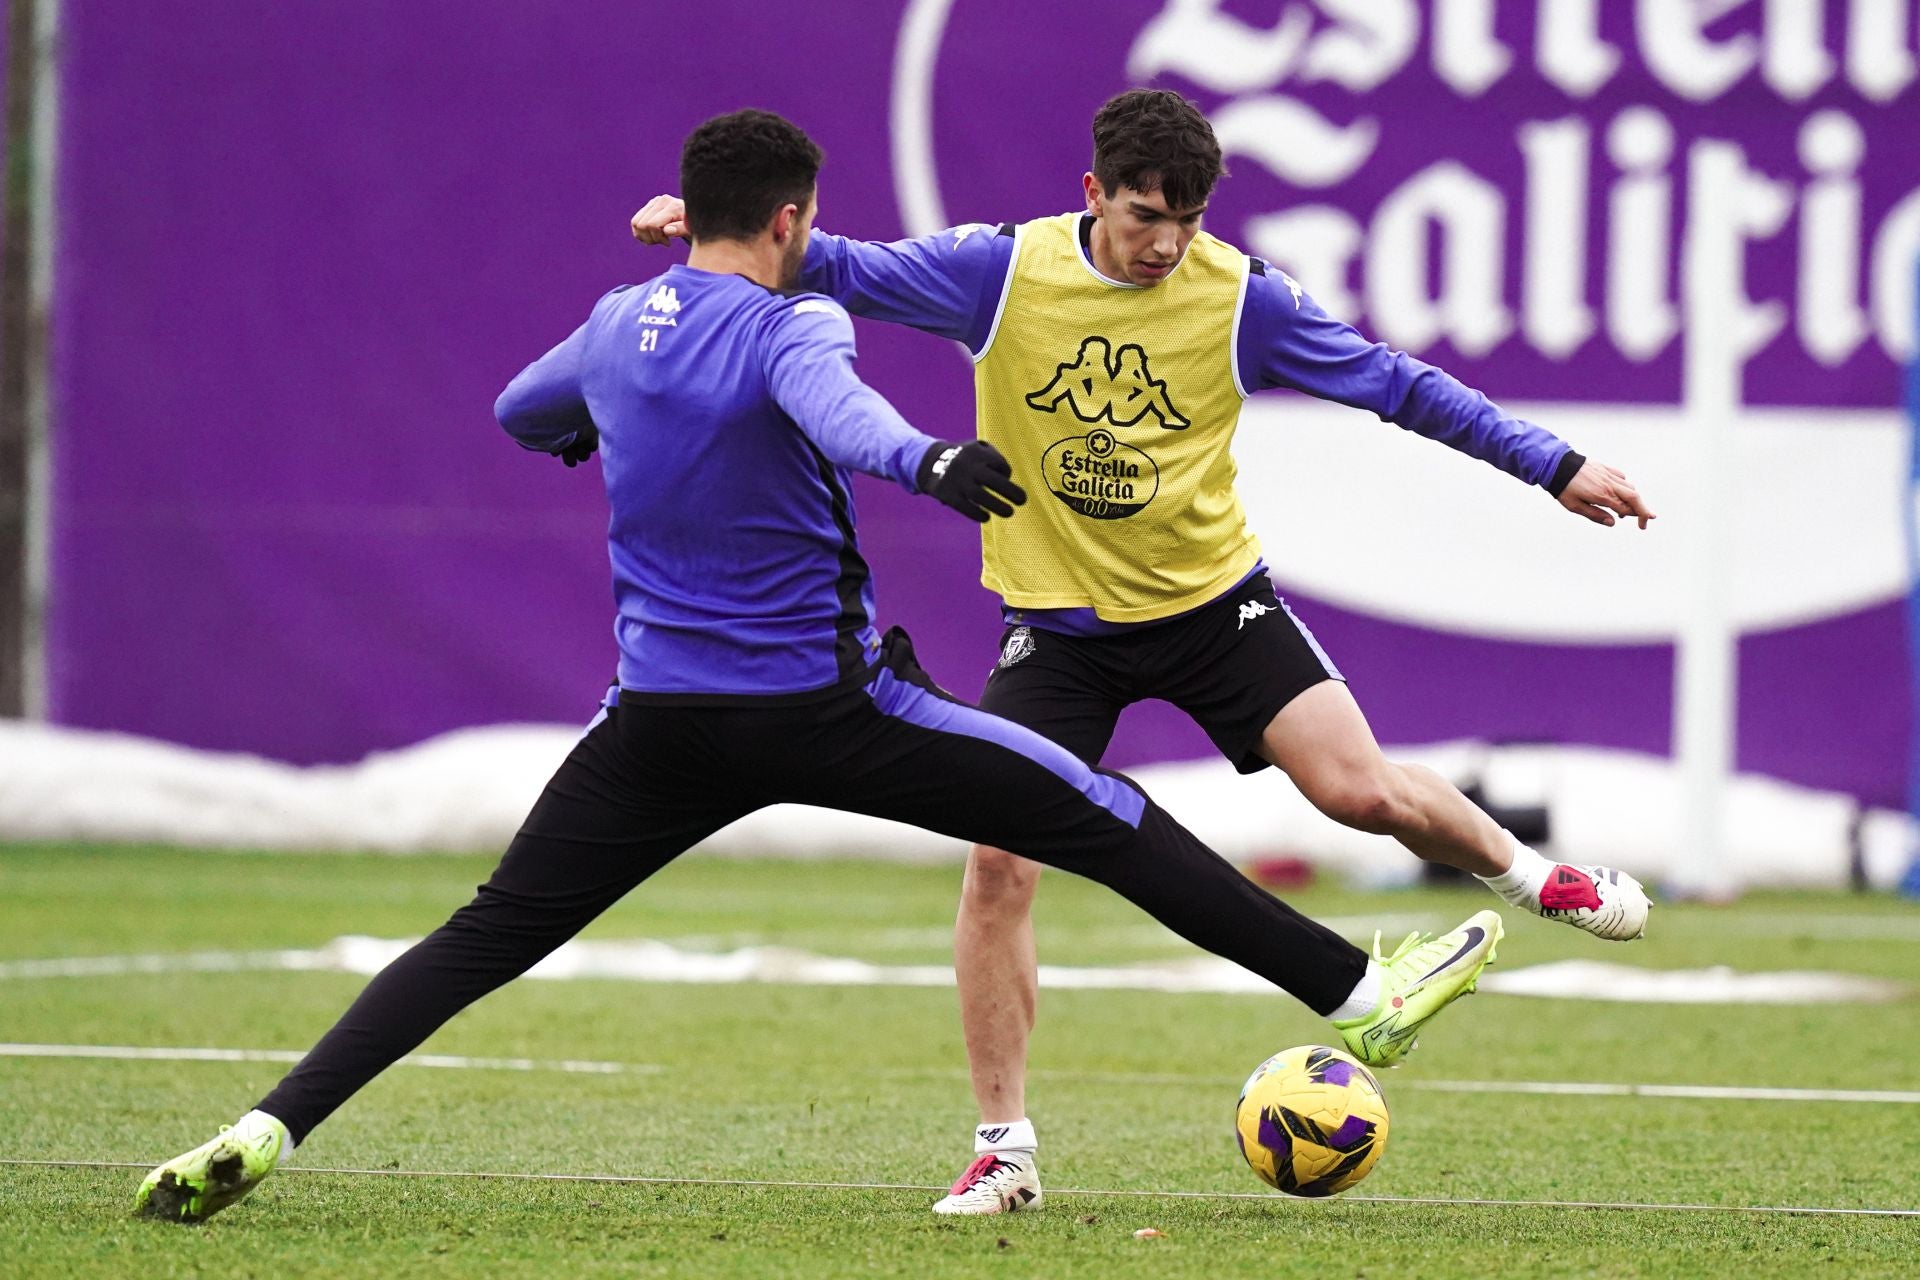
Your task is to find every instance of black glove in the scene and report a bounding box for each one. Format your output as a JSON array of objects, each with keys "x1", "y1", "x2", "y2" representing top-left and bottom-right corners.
[
  {"x1": 916, "y1": 440, "x2": 1026, "y2": 522},
  {"x1": 551, "y1": 423, "x2": 600, "y2": 468}
]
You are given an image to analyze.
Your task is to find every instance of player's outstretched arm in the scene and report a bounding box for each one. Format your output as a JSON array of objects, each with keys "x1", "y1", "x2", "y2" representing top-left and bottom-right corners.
[
  {"x1": 633, "y1": 194, "x2": 1010, "y2": 350},
  {"x1": 763, "y1": 298, "x2": 1023, "y2": 521},
  {"x1": 1555, "y1": 458, "x2": 1655, "y2": 529},
  {"x1": 1247, "y1": 266, "x2": 1608, "y2": 503},
  {"x1": 495, "y1": 322, "x2": 600, "y2": 467}
]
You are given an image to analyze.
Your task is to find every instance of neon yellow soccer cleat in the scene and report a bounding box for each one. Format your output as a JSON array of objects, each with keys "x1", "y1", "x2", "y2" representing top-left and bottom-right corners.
[
  {"x1": 1333, "y1": 909, "x2": 1504, "y2": 1069},
  {"x1": 134, "y1": 1112, "x2": 289, "y2": 1223}
]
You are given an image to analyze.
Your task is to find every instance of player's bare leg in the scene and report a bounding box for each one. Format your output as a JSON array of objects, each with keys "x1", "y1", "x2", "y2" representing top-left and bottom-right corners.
[
  {"x1": 1259, "y1": 681, "x2": 1648, "y2": 940},
  {"x1": 955, "y1": 845, "x2": 1041, "y2": 1121},
  {"x1": 936, "y1": 844, "x2": 1045, "y2": 1214},
  {"x1": 1259, "y1": 682, "x2": 1507, "y2": 871}
]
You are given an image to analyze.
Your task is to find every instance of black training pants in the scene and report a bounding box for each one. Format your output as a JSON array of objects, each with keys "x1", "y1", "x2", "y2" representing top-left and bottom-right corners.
[{"x1": 257, "y1": 631, "x2": 1365, "y2": 1142}]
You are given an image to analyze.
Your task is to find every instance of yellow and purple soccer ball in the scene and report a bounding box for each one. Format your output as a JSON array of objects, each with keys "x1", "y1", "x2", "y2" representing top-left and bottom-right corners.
[{"x1": 1234, "y1": 1045, "x2": 1389, "y2": 1197}]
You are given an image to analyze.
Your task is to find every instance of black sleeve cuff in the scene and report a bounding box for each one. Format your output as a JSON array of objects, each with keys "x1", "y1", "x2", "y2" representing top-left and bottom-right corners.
[{"x1": 1545, "y1": 450, "x2": 1586, "y2": 498}]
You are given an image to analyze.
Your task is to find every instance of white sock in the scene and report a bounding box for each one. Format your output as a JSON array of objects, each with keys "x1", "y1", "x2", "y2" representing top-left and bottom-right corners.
[
  {"x1": 1476, "y1": 839, "x2": 1555, "y2": 909},
  {"x1": 974, "y1": 1118, "x2": 1037, "y2": 1154},
  {"x1": 1328, "y1": 961, "x2": 1384, "y2": 1024},
  {"x1": 238, "y1": 1109, "x2": 295, "y2": 1154}
]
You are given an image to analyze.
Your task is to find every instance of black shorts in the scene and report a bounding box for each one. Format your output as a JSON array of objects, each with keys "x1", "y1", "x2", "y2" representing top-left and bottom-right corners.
[{"x1": 980, "y1": 574, "x2": 1343, "y2": 775}]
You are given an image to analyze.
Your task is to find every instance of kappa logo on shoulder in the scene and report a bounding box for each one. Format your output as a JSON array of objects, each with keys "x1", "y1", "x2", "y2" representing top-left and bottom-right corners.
[
  {"x1": 644, "y1": 285, "x2": 682, "y2": 315},
  {"x1": 793, "y1": 299, "x2": 842, "y2": 318},
  {"x1": 1025, "y1": 336, "x2": 1189, "y2": 430},
  {"x1": 1237, "y1": 599, "x2": 1272, "y2": 630}
]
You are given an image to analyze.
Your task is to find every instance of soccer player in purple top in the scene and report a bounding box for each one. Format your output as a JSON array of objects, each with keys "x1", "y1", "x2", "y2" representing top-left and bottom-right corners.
[
  {"x1": 133, "y1": 109, "x2": 1501, "y2": 1225},
  {"x1": 632, "y1": 89, "x2": 1654, "y2": 1214}
]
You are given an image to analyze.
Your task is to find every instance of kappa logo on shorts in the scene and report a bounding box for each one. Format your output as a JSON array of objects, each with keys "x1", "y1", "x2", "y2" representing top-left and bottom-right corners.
[
  {"x1": 997, "y1": 626, "x2": 1037, "y2": 669},
  {"x1": 1237, "y1": 599, "x2": 1273, "y2": 630}
]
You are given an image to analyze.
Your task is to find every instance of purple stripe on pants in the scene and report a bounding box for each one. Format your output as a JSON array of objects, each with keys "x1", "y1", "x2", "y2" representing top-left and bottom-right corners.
[{"x1": 864, "y1": 667, "x2": 1146, "y2": 828}]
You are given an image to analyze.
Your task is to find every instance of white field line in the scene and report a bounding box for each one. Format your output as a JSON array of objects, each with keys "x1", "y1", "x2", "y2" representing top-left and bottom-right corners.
[
  {"x1": 1674, "y1": 914, "x2": 1920, "y2": 941},
  {"x1": 0, "y1": 1043, "x2": 658, "y2": 1075},
  {"x1": 8, "y1": 912, "x2": 1912, "y2": 977},
  {"x1": 0, "y1": 949, "x2": 352, "y2": 979},
  {"x1": 2, "y1": 939, "x2": 1904, "y2": 1003},
  {"x1": 658, "y1": 914, "x2": 1445, "y2": 953},
  {"x1": 675, "y1": 913, "x2": 1920, "y2": 945},
  {"x1": 796, "y1": 912, "x2": 1920, "y2": 947},
  {"x1": 3, "y1": 1158, "x2": 1912, "y2": 1218},
  {"x1": 4, "y1": 1043, "x2": 1916, "y2": 1105},
  {"x1": 946, "y1": 1066, "x2": 1920, "y2": 1105},
  {"x1": 1399, "y1": 1079, "x2": 1920, "y2": 1105},
  {"x1": 0, "y1": 915, "x2": 1434, "y2": 981}
]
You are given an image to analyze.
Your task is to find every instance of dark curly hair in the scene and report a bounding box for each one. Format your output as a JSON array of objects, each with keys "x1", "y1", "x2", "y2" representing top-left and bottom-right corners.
[
  {"x1": 1091, "y1": 89, "x2": 1225, "y2": 210},
  {"x1": 680, "y1": 109, "x2": 825, "y2": 242}
]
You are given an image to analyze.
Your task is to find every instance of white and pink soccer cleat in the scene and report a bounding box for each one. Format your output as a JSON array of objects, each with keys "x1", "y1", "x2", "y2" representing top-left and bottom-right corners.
[
  {"x1": 1525, "y1": 863, "x2": 1651, "y2": 941},
  {"x1": 931, "y1": 1151, "x2": 1043, "y2": 1215}
]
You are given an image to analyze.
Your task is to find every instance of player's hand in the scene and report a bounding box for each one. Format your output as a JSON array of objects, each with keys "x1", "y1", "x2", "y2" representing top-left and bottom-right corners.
[
  {"x1": 551, "y1": 423, "x2": 599, "y2": 468},
  {"x1": 631, "y1": 195, "x2": 690, "y2": 245},
  {"x1": 1558, "y1": 459, "x2": 1653, "y2": 529},
  {"x1": 917, "y1": 440, "x2": 1026, "y2": 522}
]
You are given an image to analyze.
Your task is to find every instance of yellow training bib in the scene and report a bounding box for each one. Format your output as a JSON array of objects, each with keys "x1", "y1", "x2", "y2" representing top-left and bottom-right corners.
[{"x1": 975, "y1": 213, "x2": 1258, "y2": 622}]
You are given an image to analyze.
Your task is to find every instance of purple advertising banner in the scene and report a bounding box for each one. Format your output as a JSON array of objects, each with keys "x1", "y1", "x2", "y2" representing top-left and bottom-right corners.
[
  {"x1": 51, "y1": 1, "x2": 1916, "y2": 806},
  {"x1": 911, "y1": 0, "x2": 1920, "y2": 406}
]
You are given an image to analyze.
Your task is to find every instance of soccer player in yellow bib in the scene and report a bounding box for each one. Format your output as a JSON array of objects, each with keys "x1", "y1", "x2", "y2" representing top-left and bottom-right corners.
[{"x1": 632, "y1": 89, "x2": 1655, "y2": 1215}]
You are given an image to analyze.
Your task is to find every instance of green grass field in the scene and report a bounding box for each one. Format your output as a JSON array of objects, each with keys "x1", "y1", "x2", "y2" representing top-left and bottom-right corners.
[{"x1": 3, "y1": 844, "x2": 1917, "y2": 1278}]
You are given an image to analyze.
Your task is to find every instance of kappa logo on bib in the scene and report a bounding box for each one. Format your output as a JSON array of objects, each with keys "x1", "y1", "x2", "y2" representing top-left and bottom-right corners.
[{"x1": 1025, "y1": 336, "x2": 1189, "y2": 430}]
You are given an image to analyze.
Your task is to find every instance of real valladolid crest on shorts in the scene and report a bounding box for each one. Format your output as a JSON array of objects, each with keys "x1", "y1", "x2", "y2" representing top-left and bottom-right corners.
[{"x1": 997, "y1": 625, "x2": 1036, "y2": 669}]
